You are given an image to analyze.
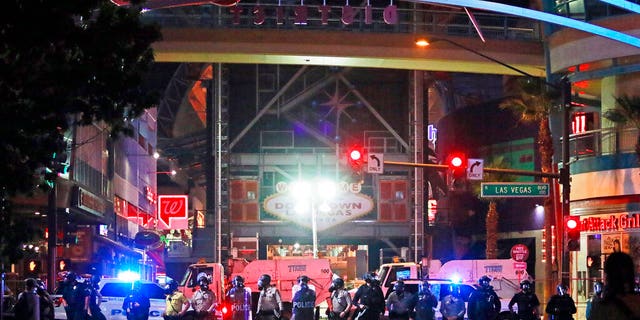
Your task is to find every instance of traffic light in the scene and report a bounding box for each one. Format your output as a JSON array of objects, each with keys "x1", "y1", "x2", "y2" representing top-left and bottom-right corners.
[
  {"x1": 446, "y1": 152, "x2": 467, "y2": 190},
  {"x1": 346, "y1": 145, "x2": 365, "y2": 183},
  {"x1": 58, "y1": 258, "x2": 71, "y2": 272},
  {"x1": 586, "y1": 255, "x2": 600, "y2": 278},
  {"x1": 566, "y1": 216, "x2": 581, "y2": 251},
  {"x1": 25, "y1": 259, "x2": 41, "y2": 275}
]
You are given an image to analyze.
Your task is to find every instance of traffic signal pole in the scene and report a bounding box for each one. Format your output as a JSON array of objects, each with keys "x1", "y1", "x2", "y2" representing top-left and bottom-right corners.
[{"x1": 383, "y1": 160, "x2": 561, "y2": 179}]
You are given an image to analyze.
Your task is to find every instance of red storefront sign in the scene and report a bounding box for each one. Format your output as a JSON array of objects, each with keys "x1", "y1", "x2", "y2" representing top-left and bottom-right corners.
[
  {"x1": 157, "y1": 195, "x2": 189, "y2": 230},
  {"x1": 581, "y1": 213, "x2": 640, "y2": 232}
]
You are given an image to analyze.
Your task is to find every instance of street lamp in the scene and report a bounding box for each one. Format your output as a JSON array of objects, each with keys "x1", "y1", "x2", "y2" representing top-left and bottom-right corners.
[
  {"x1": 416, "y1": 36, "x2": 573, "y2": 289},
  {"x1": 290, "y1": 178, "x2": 336, "y2": 258}
]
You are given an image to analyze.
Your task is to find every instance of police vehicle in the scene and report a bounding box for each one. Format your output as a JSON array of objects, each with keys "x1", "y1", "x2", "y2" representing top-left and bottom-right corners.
[{"x1": 53, "y1": 278, "x2": 167, "y2": 320}]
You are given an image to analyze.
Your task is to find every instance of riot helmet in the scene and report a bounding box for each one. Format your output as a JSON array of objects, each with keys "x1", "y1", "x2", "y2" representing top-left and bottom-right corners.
[
  {"x1": 198, "y1": 272, "x2": 210, "y2": 285},
  {"x1": 298, "y1": 275, "x2": 310, "y2": 291},
  {"x1": 331, "y1": 278, "x2": 344, "y2": 289},
  {"x1": 520, "y1": 279, "x2": 532, "y2": 293},
  {"x1": 557, "y1": 283, "x2": 568, "y2": 296},
  {"x1": 364, "y1": 272, "x2": 379, "y2": 285},
  {"x1": 418, "y1": 281, "x2": 431, "y2": 295},
  {"x1": 479, "y1": 275, "x2": 491, "y2": 289},
  {"x1": 393, "y1": 280, "x2": 405, "y2": 294},
  {"x1": 258, "y1": 274, "x2": 271, "y2": 289},
  {"x1": 233, "y1": 275, "x2": 245, "y2": 288},
  {"x1": 593, "y1": 281, "x2": 603, "y2": 295},
  {"x1": 165, "y1": 279, "x2": 179, "y2": 293}
]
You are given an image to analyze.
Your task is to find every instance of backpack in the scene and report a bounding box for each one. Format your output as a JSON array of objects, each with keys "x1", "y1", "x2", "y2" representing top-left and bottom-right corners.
[{"x1": 366, "y1": 286, "x2": 385, "y2": 312}]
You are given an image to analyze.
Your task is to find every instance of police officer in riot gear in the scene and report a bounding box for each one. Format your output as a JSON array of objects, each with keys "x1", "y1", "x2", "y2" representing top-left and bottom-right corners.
[
  {"x1": 123, "y1": 281, "x2": 151, "y2": 320},
  {"x1": 352, "y1": 272, "x2": 385, "y2": 320},
  {"x1": 291, "y1": 275, "x2": 316, "y2": 320},
  {"x1": 87, "y1": 275, "x2": 106, "y2": 320},
  {"x1": 188, "y1": 273, "x2": 217, "y2": 320},
  {"x1": 508, "y1": 280, "x2": 540, "y2": 320},
  {"x1": 327, "y1": 277, "x2": 352, "y2": 320},
  {"x1": 545, "y1": 284, "x2": 576, "y2": 320},
  {"x1": 386, "y1": 280, "x2": 414, "y2": 320},
  {"x1": 257, "y1": 274, "x2": 283, "y2": 320},
  {"x1": 226, "y1": 275, "x2": 252, "y2": 320},
  {"x1": 413, "y1": 280, "x2": 437, "y2": 320},
  {"x1": 468, "y1": 276, "x2": 500, "y2": 320},
  {"x1": 440, "y1": 283, "x2": 466, "y2": 320},
  {"x1": 586, "y1": 281, "x2": 603, "y2": 320},
  {"x1": 61, "y1": 272, "x2": 90, "y2": 320}
]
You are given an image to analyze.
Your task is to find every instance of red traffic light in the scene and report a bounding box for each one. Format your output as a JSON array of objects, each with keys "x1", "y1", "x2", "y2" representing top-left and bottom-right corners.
[
  {"x1": 447, "y1": 152, "x2": 467, "y2": 169},
  {"x1": 566, "y1": 217, "x2": 579, "y2": 230},
  {"x1": 346, "y1": 145, "x2": 365, "y2": 168}
]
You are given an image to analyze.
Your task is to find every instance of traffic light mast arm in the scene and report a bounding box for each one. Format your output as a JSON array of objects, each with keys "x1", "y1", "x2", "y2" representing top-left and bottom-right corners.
[{"x1": 383, "y1": 160, "x2": 561, "y2": 179}]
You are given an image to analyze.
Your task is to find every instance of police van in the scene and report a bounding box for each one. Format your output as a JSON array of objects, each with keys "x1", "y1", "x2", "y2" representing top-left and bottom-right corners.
[{"x1": 54, "y1": 278, "x2": 167, "y2": 320}]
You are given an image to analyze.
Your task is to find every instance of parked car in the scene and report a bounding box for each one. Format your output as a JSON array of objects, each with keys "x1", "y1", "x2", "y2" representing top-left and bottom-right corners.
[{"x1": 53, "y1": 278, "x2": 166, "y2": 320}]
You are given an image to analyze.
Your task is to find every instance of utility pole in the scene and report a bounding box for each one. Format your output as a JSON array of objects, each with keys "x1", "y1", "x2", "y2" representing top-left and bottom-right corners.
[{"x1": 47, "y1": 182, "x2": 57, "y2": 293}]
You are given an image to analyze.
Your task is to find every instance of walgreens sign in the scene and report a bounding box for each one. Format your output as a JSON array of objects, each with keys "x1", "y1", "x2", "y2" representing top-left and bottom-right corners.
[{"x1": 157, "y1": 195, "x2": 189, "y2": 230}]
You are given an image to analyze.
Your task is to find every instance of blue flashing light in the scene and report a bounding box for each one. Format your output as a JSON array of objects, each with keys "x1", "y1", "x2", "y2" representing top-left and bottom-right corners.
[
  {"x1": 450, "y1": 274, "x2": 462, "y2": 284},
  {"x1": 117, "y1": 270, "x2": 141, "y2": 282}
]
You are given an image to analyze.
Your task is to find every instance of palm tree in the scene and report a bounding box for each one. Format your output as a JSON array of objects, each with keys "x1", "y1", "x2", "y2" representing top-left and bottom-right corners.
[
  {"x1": 499, "y1": 76, "x2": 560, "y2": 302},
  {"x1": 603, "y1": 95, "x2": 640, "y2": 162},
  {"x1": 470, "y1": 156, "x2": 516, "y2": 259}
]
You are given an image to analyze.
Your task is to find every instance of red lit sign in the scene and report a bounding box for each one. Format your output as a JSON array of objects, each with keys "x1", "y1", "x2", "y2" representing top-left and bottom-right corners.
[{"x1": 157, "y1": 195, "x2": 189, "y2": 230}]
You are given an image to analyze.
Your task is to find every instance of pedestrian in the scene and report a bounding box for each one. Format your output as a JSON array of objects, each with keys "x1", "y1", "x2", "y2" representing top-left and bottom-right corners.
[
  {"x1": 590, "y1": 252, "x2": 640, "y2": 319},
  {"x1": 61, "y1": 272, "x2": 90, "y2": 320},
  {"x1": 13, "y1": 278, "x2": 40, "y2": 320},
  {"x1": 291, "y1": 275, "x2": 316, "y2": 320},
  {"x1": 508, "y1": 279, "x2": 540, "y2": 320},
  {"x1": 163, "y1": 279, "x2": 190, "y2": 320},
  {"x1": 326, "y1": 277, "x2": 352, "y2": 320},
  {"x1": 257, "y1": 274, "x2": 284, "y2": 320},
  {"x1": 440, "y1": 283, "x2": 466, "y2": 320},
  {"x1": 226, "y1": 275, "x2": 252, "y2": 320},
  {"x1": 352, "y1": 272, "x2": 385, "y2": 320},
  {"x1": 35, "y1": 279, "x2": 55, "y2": 320},
  {"x1": 468, "y1": 276, "x2": 500, "y2": 320},
  {"x1": 187, "y1": 273, "x2": 217, "y2": 320},
  {"x1": 386, "y1": 280, "x2": 414, "y2": 320},
  {"x1": 585, "y1": 281, "x2": 603, "y2": 320},
  {"x1": 545, "y1": 284, "x2": 576, "y2": 320},
  {"x1": 86, "y1": 275, "x2": 106, "y2": 320},
  {"x1": 123, "y1": 281, "x2": 151, "y2": 320},
  {"x1": 413, "y1": 280, "x2": 437, "y2": 320}
]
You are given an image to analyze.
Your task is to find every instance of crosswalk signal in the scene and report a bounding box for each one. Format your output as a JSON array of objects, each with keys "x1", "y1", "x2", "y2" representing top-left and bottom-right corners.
[
  {"x1": 566, "y1": 216, "x2": 581, "y2": 251},
  {"x1": 25, "y1": 259, "x2": 41, "y2": 275}
]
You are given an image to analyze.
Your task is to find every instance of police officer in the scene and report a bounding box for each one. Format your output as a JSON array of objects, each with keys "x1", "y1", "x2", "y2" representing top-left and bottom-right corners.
[
  {"x1": 188, "y1": 273, "x2": 217, "y2": 320},
  {"x1": 508, "y1": 280, "x2": 540, "y2": 320},
  {"x1": 123, "y1": 281, "x2": 151, "y2": 320},
  {"x1": 352, "y1": 272, "x2": 385, "y2": 320},
  {"x1": 226, "y1": 275, "x2": 252, "y2": 320},
  {"x1": 256, "y1": 274, "x2": 283, "y2": 320},
  {"x1": 87, "y1": 275, "x2": 106, "y2": 320},
  {"x1": 585, "y1": 281, "x2": 603, "y2": 320},
  {"x1": 440, "y1": 283, "x2": 466, "y2": 320},
  {"x1": 468, "y1": 276, "x2": 500, "y2": 320},
  {"x1": 61, "y1": 272, "x2": 89, "y2": 320},
  {"x1": 545, "y1": 284, "x2": 576, "y2": 320},
  {"x1": 163, "y1": 279, "x2": 189, "y2": 320},
  {"x1": 413, "y1": 280, "x2": 437, "y2": 320},
  {"x1": 327, "y1": 278, "x2": 352, "y2": 320},
  {"x1": 291, "y1": 275, "x2": 316, "y2": 320},
  {"x1": 386, "y1": 280, "x2": 414, "y2": 320}
]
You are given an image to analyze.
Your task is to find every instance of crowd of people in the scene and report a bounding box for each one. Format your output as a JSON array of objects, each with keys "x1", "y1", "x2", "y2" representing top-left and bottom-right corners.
[{"x1": 9, "y1": 251, "x2": 640, "y2": 320}]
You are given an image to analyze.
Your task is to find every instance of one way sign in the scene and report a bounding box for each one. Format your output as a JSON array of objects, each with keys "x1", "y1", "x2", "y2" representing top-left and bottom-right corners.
[{"x1": 467, "y1": 158, "x2": 484, "y2": 180}]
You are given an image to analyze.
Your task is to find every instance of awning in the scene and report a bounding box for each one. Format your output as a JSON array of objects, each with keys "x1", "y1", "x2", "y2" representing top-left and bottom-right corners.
[{"x1": 95, "y1": 236, "x2": 143, "y2": 259}]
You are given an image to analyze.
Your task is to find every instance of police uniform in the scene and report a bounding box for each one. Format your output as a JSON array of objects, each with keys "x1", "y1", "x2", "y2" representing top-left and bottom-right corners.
[
  {"x1": 413, "y1": 285, "x2": 437, "y2": 320},
  {"x1": 329, "y1": 286, "x2": 352, "y2": 320},
  {"x1": 227, "y1": 285, "x2": 252, "y2": 320},
  {"x1": 257, "y1": 286, "x2": 283, "y2": 320},
  {"x1": 291, "y1": 285, "x2": 316, "y2": 320}
]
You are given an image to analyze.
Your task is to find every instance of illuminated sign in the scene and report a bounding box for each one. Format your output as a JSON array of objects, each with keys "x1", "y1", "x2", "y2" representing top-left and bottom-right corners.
[
  {"x1": 263, "y1": 181, "x2": 374, "y2": 231},
  {"x1": 157, "y1": 195, "x2": 189, "y2": 230},
  {"x1": 581, "y1": 213, "x2": 640, "y2": 232}
]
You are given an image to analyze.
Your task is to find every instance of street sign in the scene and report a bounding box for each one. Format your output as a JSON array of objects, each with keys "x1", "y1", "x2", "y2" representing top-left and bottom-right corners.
[
  {"x1": 481, "y1": 182, "x2": 550, "y2": 197},
  {"x1": 510, "y1": 244, "x2": 530, "y2": 262},
  {"x1": 367, "y1": 153, "x2": 384, "y2": 174},
  {"x1": 467, "y1": 158, "x2": 483, "y2": 180}
]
